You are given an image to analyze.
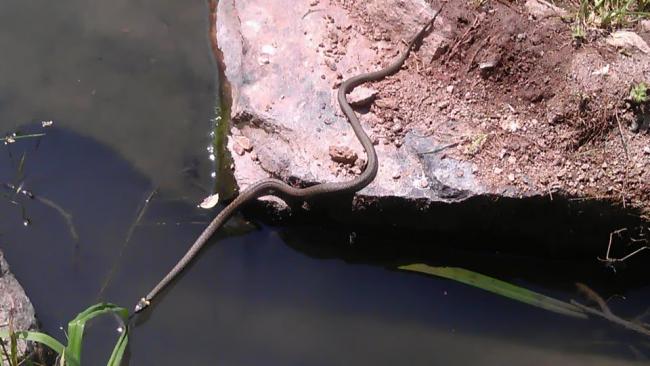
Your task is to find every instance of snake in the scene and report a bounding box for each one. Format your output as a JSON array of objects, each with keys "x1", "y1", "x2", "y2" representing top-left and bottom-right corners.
[{"x1": 134, "y1": 15, "x2": 437, "y2": 313}]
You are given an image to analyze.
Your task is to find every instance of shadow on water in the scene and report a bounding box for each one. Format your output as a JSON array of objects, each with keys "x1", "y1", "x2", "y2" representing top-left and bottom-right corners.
[
  {"x1": 1, "y1": 125, "x2": 649, "y2": 365},
  {"x1": 0, "y1": 1, "x2": 649, "y2": 366}
]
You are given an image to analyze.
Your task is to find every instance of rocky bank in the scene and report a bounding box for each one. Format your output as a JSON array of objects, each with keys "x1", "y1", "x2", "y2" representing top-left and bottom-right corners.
[
  {"x1": 215, "y1": 0, "x2": 650, "y2": 250},
  {"x1": 0, "y1": 251, "x2": 37, "y2": 363}
]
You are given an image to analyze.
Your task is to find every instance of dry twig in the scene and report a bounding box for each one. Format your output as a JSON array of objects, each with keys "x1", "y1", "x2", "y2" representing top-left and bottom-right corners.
[
  {"x1": 598, "y1": 228, "x2": 650, "y2": 272},
  {"x1": 572, "y1": 283, "x2": 650, "y2": 337}
]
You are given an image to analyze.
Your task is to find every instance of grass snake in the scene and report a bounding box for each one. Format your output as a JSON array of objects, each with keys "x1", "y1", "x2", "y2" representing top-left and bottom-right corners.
[{"x1": 134, "y1": 16, "x2": 437, "y2": 313}]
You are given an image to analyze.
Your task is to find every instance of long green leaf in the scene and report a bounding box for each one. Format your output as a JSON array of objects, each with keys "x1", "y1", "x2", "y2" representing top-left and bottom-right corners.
[
  {"x1": 400, "y1": 264, "x2": 588, "y2": 319},
  {"x1": 2, "y1": 303, "x2": 130, "y2": 366},
  {"x1": 66, "y1": 303, "x2": 129, "y2": 365},
  {"x1": 9, "y1": 326, "x2": 17, "y2": 366},
  {"x1": 0, "y1": 331, "x2": 65, "y2": 355},
  {"x1": 106, "y1": 330, "x2": 128, "y2": 366},
  {"x1": 0, "y1": 330, "x2": 74, "y2": 366}
]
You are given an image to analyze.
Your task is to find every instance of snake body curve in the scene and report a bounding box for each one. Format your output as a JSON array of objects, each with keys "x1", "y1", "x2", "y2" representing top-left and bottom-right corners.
[{"x1": 134, "y1": 17, "x2": 435, "y2": 313}]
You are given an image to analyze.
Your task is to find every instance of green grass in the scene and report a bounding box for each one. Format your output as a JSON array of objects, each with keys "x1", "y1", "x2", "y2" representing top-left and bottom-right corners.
[
  {"x1": 571, "y1": 24, "x2": 586, "y2": 41},
  {"x1": 0, "y1": 303, "x2": 129, "y2": 366},
  {"x1": 575, "y1": 0, "x2": 650, "y2": 29},
  {"x1": 630, "y1": 82, "x2": 648, "y2": 104}
]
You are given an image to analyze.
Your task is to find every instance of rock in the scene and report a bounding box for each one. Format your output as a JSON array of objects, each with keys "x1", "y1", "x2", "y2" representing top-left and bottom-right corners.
[
  {"x1": 329, "y1": 145, "x2": 358, "y2": 165},
  {"x1": 0, "y1": 251, "x2": 37, "y2": 364},
  {"x1": 418, "y1": 177, "x2": 429, "y2": 188},
  {"x1": 479, "y1": 60, "x2": 498, "y2": 77},
  {"x1": 640, "y1": 20, "x2": 650, "y2": 32},
  {"x1": 232, "y1": 141, "x2": 245, "y2": 156},
  {"x1": 216, "y1": 0, "x2": 650, "y2": 238},
  {"x1": 643, "y1": 146, "x2": 650, "y2": 155},
  {"x1": 324, "y1": 58, "x2": 337, "y2": 71},
  {"x1": 500, "y1": 116, "x2": 521, "y2": 132},
  {"x1": 233, "y1": 135, "x2": 253, "y2": 152},
  {"x1": 347, "y1": 86, "x2": 378, "y2": 107},
  {"x1": 374, "y1": 97, "x2": 398, "y2": 109},
  {"x1": 431, "y1": 42, "x2": 448, "y2": 60},
  {"x1": 525, "y1": 0, "x2": 568, "y2": 18},
  {"x1": 606, "y1": 31, "x2": 650, "y2": 54}
]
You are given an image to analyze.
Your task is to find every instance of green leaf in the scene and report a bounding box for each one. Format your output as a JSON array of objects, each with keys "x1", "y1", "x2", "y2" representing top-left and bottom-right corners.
[
  {"x1": 9, "y1": 331, "x2": 65, "y2": 355},
  {"x1": 66, "y1": 303, "x2": 129, "y2": 365},
  {"x1": 399, "y1": 264, "x2": 588, "y2": 319},
  {"x1": 106, "y1": 330, "x2": 128, "y2": 366},
  {"x1": 9, "y1": 327, "x2": 17, "y2": 366},
  {"x1": 0, "y1": 330, "x2": 71, "y2": 365}
]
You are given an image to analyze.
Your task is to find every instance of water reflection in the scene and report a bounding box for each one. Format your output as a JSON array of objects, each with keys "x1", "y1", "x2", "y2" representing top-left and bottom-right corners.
[{"x1": 0, "y1": 0, "x2": 216, "y2": 193}]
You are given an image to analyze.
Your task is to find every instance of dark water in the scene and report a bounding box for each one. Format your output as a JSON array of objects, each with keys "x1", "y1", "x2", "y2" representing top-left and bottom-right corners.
[{"x1": 0, "y1": 1, "x2": 649, "y2": 365}]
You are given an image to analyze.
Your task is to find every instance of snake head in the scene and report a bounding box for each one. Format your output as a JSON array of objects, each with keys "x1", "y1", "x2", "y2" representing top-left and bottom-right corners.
[{"x1": 134, "y1": 298, "x2": 151, "y2": 313}]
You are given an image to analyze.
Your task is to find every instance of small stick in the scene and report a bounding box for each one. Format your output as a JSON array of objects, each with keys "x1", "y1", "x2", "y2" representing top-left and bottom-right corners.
[
  {"x1": 0, "y1": 133, "x2": 45, "y2": 144},
  {"x1": 598, "y1": 228, "x2": 650, "y2": 270},
  {"x1": 576, "y1": 282, "x2": 612, "y2": 316},
  {"x1": 614, "y1": 111, "x2": 630, "y2": 161},
  {"x1": 96, "y1": 188, "x2": 158, "y2": 300},
  {"x1": 571, "y1": 300, "x2": 650, "y2": 337},
  {"x1": 417, "y1": 142, "x2": 460, "y2": 155},
  {"x1": 444, "y1": 15, "x2": 480, "y2": 62},
  {"x1": 466, "y1": 36, "x2": 489, "y2": 73},
  {"x1": 302, "y1": 8, "x2": 326, "y2": 19},
  {"x1": 36, "y1": 196, "x2": 80, "y2": 243},
  {"x1": 573, "y1": 283, "x2": 650, "y2": 337}
]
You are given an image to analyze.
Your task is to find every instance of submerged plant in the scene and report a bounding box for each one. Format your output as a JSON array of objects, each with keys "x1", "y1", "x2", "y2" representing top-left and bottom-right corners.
[
  {"x1": 400, "y1": 264, "x2": 650, "y2": 337},
  {"x1": 0, "y1": 303, "x2": 128, "y2": 366},
  {"x1": 400, "y1": 264, "x2": 587, "y2": 318}
]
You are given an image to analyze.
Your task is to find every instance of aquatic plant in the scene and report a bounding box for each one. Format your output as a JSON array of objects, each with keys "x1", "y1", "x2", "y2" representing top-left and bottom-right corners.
[
  {"x1": 0, "y1": 303, "x2": 128, "y2": 366},
  {"x1": 400, "y1": 264, "x2": 587, "y2": 318},
  {"x1": 400, "y1": 264, "x2": 650, "y2": 337}
]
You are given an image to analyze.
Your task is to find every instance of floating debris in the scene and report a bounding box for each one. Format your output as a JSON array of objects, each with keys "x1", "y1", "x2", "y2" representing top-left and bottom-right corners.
[
  {"x1": 2, "y1": 132, "x2": 46, "y2": 144},
  {"x1": 4, "y1": 133, "x2": 16, "y2": 144},
  {"x1": 41, "y1": 120, "x2": 54, "y2": 127},
  {"x1": 198, "y1": 193, "x2": 220, "y2": 209}
]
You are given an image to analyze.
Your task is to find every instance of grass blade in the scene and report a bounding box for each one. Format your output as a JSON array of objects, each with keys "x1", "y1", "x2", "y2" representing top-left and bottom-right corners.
[
  {"x1": 66, "y1": 303, "x2": 129, "y2": 365},
  {"x1": 9, "y1": 325, "x2": 17, "y2": 366},
  {"x1": 1, "y1": 303, "x2": 130, "y2": 366},
  {"x1": 106, "y1": 330, "x2": 128, "y2": 366},
  {"x1": 0, "y1": 331, "x2": 65, "y2": 355},
  {"x1": 0, "y1": 330, "x2": 72, "y2": 366},
  {"x1": 400, "y1": 264, "x2": 588, "y2": 319}
]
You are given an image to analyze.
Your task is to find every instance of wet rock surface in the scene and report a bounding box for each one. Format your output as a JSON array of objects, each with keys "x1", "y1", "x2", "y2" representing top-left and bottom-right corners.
[
  {"x1": 0, "y1": 251, "x2": 37, "y2": 362},
  {"x1": 216, "y1": 0, "x2": 650, "y2": 236}
]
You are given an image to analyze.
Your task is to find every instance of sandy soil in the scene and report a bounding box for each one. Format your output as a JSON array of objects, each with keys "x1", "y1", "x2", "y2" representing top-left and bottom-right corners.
[{"x1": 328, "y1": 0, "x2": 650, "y2": 217}]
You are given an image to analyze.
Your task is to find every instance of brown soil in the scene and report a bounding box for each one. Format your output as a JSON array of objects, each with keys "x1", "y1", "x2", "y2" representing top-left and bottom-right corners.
[{"x1": 330, "y1": 0, "x2": 650, "y2": 217}]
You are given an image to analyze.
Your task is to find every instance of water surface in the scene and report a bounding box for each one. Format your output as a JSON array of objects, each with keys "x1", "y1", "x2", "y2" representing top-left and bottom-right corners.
[{"x1": 0, "y1": 1, "x2": 648, "y2": 365}]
